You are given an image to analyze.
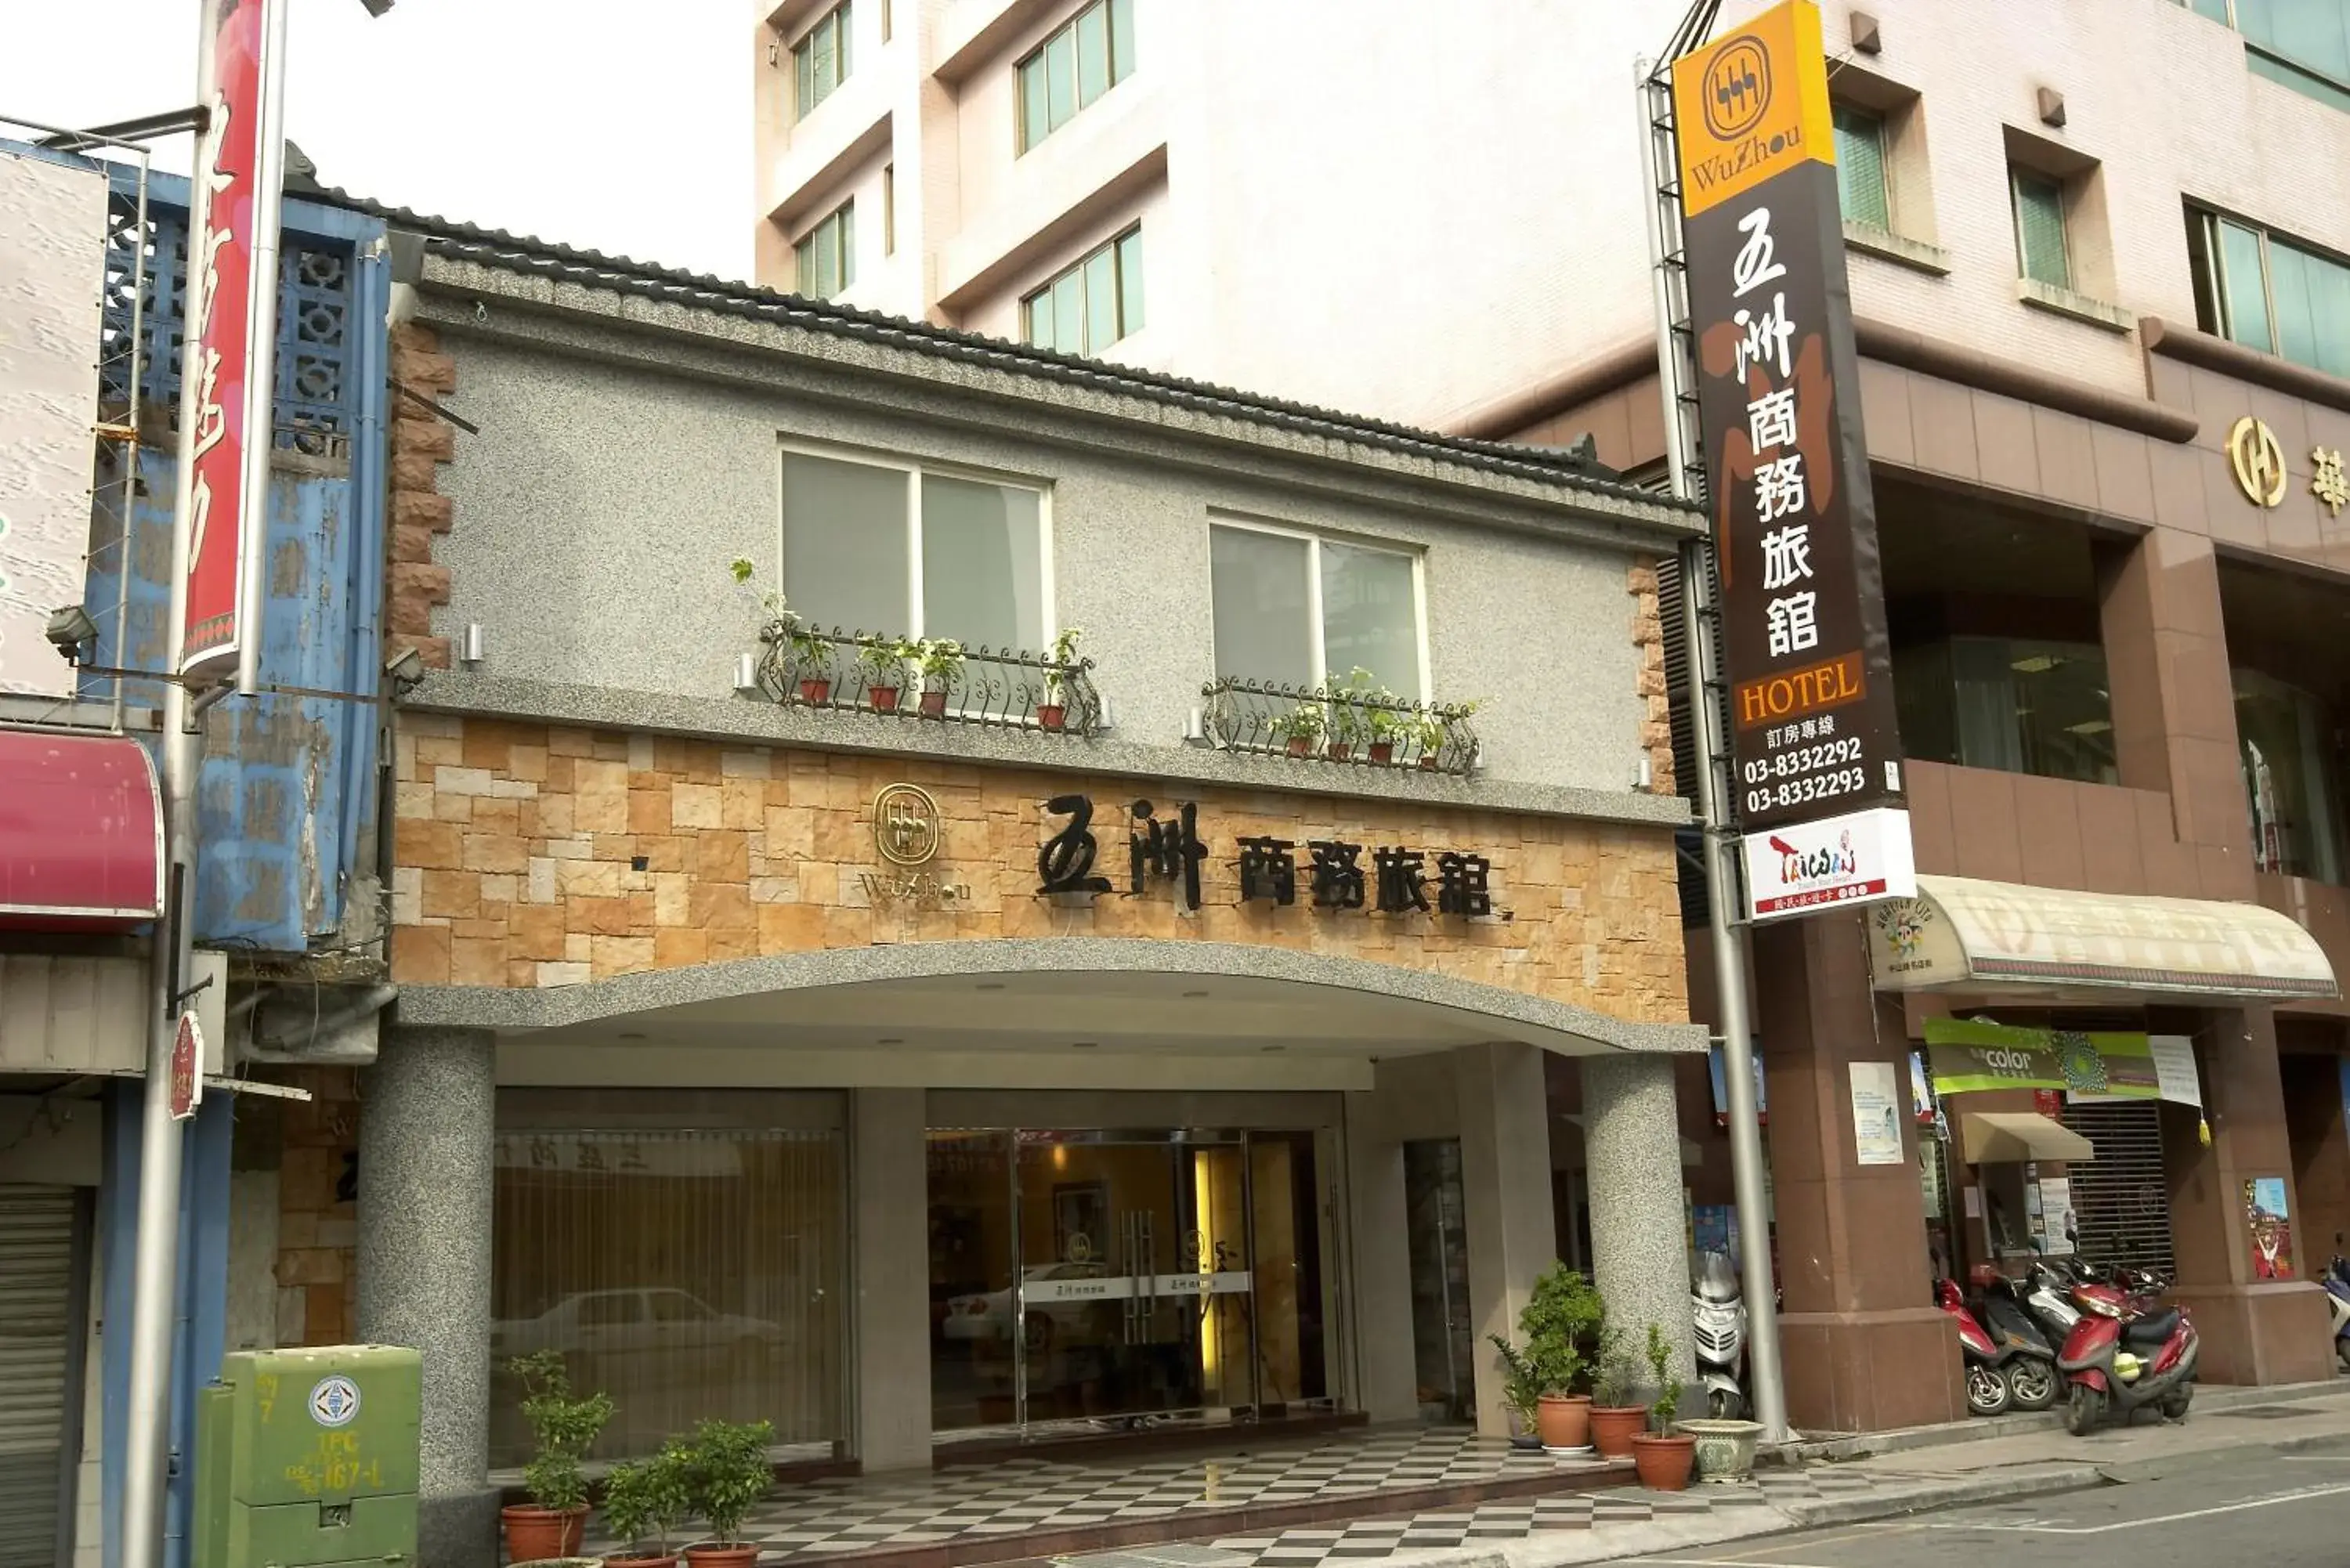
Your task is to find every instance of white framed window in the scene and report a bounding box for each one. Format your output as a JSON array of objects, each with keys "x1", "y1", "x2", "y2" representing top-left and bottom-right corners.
[
  {"x1": 795, "y1": 200, "x2": 855, "y2": 300},
  {"x1": 778, "y1": 444, "x2": 1054, "y2": 652},
  {"x1": 1017, "y1": 0, "x2": 1137, "y2": 154},
  {"x1": 1207, "y1": 518, "x2": 1428, "y2": 700},
  {"x1": 793, "y1": 1, "x2": 853, "y2": 121},
  {"x1": 1023, "y1": 227, "x2": 1143, "y2": 356}
]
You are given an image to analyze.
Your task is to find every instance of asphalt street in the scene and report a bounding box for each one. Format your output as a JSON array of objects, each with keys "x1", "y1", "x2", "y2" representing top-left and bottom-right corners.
[{"x1": 1613, "y1": 1433, "x2": 2350, "y2": 1568}]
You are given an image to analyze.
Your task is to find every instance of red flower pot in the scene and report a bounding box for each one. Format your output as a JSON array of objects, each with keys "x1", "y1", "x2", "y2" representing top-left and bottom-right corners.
[
  {"x1": 919, "y1": 691, "x2": 948, "y2": 718},
  {"x1": 1534, "y1": 1393, "x2": 1590, "y2": 1450},
  {"x1": 1589, "y1": 1404, "x2": 1650, "y2": 1459},
  {"x1": 1630, "y1": 1432, "x2": 1696, "y2": 1490},
  {"x1": 1419, "y1": 755, "x2": 1440, "y2": 771},
  {"x1": 1368, "y1": 741, "x2": 1394, "y2": 765},
  {"x1": 1285, "y1": 736, "x2": 1313, "y2": 757},
  {"x1": 797, "y1": 678, "x2": 832, "y2": 705},
  {"x1": 869, "y1": 685, "x2": 901, "y2": 713},
  {"x1": 684, "y1": 1547, "x2": 761, "y2": 1568},
  {"x1": 1325, "y1": 742, "x2": 1353, "y2": 762},
  {"x1": 1036, "y1": 703, "x2": 1066, "y2": 731},
  {"x1": 501, "y1": 1504, "x2": 586, "y2": 1563}
]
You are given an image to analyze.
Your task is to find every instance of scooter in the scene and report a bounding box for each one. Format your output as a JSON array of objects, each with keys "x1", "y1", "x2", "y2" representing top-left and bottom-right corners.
[
  {"x1": 1936, "y1": 1277, "x2": 2013, "y2": 1417},
  {"x1": 2323, "y1": 1249, "x2": 2350, "y2": 1373},
  {"x1": 1691, "y1": 1251, "x2": 1748, "y2": 1420},
  {"x1": 2056, "y1": 1273, "x2": 2198, "y2": 1434},
  {"x1": 1973, "y1": 1269, "x2": 2062, "y2": 1411}
]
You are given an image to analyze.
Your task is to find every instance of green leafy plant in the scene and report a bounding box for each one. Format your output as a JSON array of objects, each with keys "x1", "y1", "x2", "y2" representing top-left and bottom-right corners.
[
  {"x1": 857, "y1": 634, "x2": 919, "y2": 687},
  {"x1": 1043, "y1": 626, "x2": 1086, "y2": 702},
  {"x1": 787, "y1": 623, "x2": 835, "y2": 674},
  {"x1": 916, "y1": 638, "x2": 966, "y2": 690},
  {"x1": 507, "y1": 1351, "x2": 614, "y2": 1515},
  {"x1": 1591, "y1": 1324, "x2": 1639, "y2": 1407},
  {"x1": 1518, "y1": 1262, "x2": 1608, "y2": 1396},
  {"x1": 682, "y1": 1418, "x2": 775, "y2": 1547},
  {"x1": 1271, "y1": 701, "x2": 1326, "y2": 748},
  {"x1": 601, "y1": 1442, "x2": 692, "y2": 1558},
  {"x1": 1488, "y1": 1334, "x2": 1546, "y2": 1427},
  {"x1": 1326, "y1": 667, "x2": 1379, "y2": 748},
  {"x1": 728, "y1": 557, "x2": 788, "y2": 623},
  {"x1": 1645, "y1": 1323, "x2": 1683, "y2": 1433}
]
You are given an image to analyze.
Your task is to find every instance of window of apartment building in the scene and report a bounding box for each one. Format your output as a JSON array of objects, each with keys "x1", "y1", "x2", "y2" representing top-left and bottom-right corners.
[
  {"x1": 1208, "y1": 520, "x2": 1426, "y2": 700},
  {"x1": 1891, "y1": 637, "x2": 2117, "y2": 786},
  {"x1": 2009, "y1": 168, "x2": 2072, "y2": 291},
  {"x1": 780, "y1": 447, "x2": 1048, "y2": 652},
  {"x1": 1023, "y1": 228, "x2": 1144, "y2": 356},
  {"x1": 1833, "y1": 103, "x2": 1891, "y2": 228},
  {"x1": 795, "y1": 201, "x2": 855, "y2": 300},
  {"x1": 2188, "y1": 208, "x2": 2350, "y2": 378},
  {"x1": 1017, "y1": 0, "x2": 1137, "y2": 154},
  {"x1": 2239, "y1": 669, "x2": 2346, "y2": 881},
  {"x1": 882, "y1": 165, "x2": 895, "y2": 256},
  {"x1": 793, "y1": 2, "x2": 853, "y2": 120},
  {"x1": 2175, "y1": 0, "x2": 2350, "y2": 113}
]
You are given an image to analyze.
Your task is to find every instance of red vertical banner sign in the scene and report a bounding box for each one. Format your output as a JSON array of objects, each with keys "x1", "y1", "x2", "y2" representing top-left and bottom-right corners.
[{"x1": 179, "y1": 0, "x2": 274, "y2": 681}]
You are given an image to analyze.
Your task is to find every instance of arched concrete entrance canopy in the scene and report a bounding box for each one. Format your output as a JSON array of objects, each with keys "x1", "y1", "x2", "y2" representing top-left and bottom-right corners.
[{"x1": 399, "y1": 938, "x2": 1703, "y2": 1089}]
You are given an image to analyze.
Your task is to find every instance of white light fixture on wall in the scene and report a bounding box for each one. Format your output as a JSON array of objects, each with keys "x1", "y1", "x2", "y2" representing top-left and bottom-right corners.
[
  {"x1": 1183, "y1": 707, "x2": 1206, "y2": 743},
  {"x1": 460, "y1": 623, "x2": 486, "y2": 665},
  {"x1": 734, "y1": 652, "x2": 761, "y2": 693}
]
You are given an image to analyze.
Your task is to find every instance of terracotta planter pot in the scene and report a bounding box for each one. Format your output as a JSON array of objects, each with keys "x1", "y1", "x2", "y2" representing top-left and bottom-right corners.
[
  {"x1": 1036, "y1": 703, "x2": 1066, "y2": 731},
  {"x1": 1534, "y1": 1393, "x2": 1590, "y2": 1451},
  {"x1": 1589, "y1": 1404, "x2": 1650, "y2": 1458},
  {"x1": 1630, "y1": 1432, "x2": 1696, "y2": 1491},
  {"x1": 1285, "y1": 736, "x2": 1314, "y2": 757},
  {"x1": 501, "y1": 1504, "x2": 588, "y2": 1562},
  {"x1": 1368, "y1": 741, "x2": 1394, "y2": 765},
  {"x1": 1418, "y1": 755, "x2": 1440, "y2": 771},
  {"x1": 797, "y1": 678, "x2": 832, "y2": 705},
  {"x1": 869, "y1": 685, "x2": 901, "y2": 713},
  {"x1": 919, "y1": 690, "x2": 948, "y2": 717},
  {"x1": 1325, "y1": 742, "x2": 1354, "y2": 761},
  {"x1": 605, "y1": 1554, "x2": 680, "y2": 1568},
  {"x1": 683, "y1": 1547, "x2": 761, "y2": 1568}
]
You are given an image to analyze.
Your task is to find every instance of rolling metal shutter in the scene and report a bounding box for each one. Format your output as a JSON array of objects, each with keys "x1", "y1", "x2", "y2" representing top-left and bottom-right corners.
[
  {"x1": 0, "y1": 1185, "x2": 75, "y2": 1568},
  {"x1": 2059, "y1": 1102, "x2": 2176, "y2": 1276}
]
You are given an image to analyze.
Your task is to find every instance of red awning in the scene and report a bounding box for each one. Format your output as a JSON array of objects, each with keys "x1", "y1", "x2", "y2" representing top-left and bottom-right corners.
[{"x1": 0, "y1": 730, "x2": 164, "y2": 929}]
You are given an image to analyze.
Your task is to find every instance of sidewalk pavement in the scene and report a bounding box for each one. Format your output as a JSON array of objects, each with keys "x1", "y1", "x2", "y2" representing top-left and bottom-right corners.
[{"x1": 1050, "y1": 1378, "x2": 2350, "y2": 1568}]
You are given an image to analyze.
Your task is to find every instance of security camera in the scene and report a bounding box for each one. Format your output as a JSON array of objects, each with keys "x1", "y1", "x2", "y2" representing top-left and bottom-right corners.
[
  {"x1": 45, "y1": 605, "x2": 99, "y2": 663},
  {"x1": 383, "y1": 645, "x2": 425, "y2": 696}
]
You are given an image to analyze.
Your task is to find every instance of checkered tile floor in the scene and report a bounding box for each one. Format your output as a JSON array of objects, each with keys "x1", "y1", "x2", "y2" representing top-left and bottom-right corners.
[{"x1": 582, "y1": 1429, "x2": 1605, "y2": 1561}]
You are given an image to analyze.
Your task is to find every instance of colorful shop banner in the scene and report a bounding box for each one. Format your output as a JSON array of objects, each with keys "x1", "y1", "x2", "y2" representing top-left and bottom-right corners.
[
  {"x1": 1740, "y1": 804, "x2": 1913, "y2": 920},
  {"x1": 1672, "y1": 0, "x2": 1907, "y2": 836},
  {"x1": 2245, "y1": 1176, "x2": 2295, "y2": 1280},
  {"x1": 1920, "y1": 1017, "x2": 2158, "y2": 1099}
]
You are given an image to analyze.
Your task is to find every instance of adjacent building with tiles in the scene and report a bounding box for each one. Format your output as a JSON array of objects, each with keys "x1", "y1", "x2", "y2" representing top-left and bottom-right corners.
[{"x1": 319, "y1": 207, "x2": 1719, "y2": 1563}]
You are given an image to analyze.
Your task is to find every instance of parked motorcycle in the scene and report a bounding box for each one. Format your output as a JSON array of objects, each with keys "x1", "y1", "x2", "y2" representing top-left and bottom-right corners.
[
  {"x1": 1936, "y1": 1277, "x2": 2013, "y2": 1417},
  {"x1": 1972, "y1": 1269, "x2": 2062, "y2": 1411},
  {"x1": 2056, "y1": 1271, "x2": 2198, "y2": 1434},
  {"x1": 2323, "y1": 1249, "x2": 2350, "y2": 1374},
  {"x1": 1692, "y1": 1251, "x2": 1748, "y2": 1420}
]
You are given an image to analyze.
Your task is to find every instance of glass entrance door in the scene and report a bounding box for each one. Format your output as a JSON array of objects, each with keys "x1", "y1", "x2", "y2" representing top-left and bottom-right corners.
[{"x1": 927, "y1": 1128, "x2": 1327, "y2": 1439}]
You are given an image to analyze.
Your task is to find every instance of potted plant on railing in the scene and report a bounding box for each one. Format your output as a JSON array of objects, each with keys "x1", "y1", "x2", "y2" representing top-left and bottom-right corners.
[
  {"x1": 1325, "y1": 667, "x2": 1379, "y2": 761},
  {"x1": 786, "y1": 621, "x2": 837, "y2": 706},
  {"x1": 1039, "y1": 627, "x2": 1083, "y2": 730},
  {"x1": 1366, "y1": 700, "x2": 1412, "y2": 766},
  {"x1": 1630, "y1": 1323, "x2": 1696, "y2": 1491},
  {"x1": 501, "y1": 1351, "x2": 615, "y2": 1564},
  {"x1": 1270, "y1": 701, "x2": 1325, "y2": 758},
  {"x1": 856, "y1": 635, "x2": 918, "y2": 713},
  {"x1": 1487, "y1": 1334, "x2": 1549, "y2": 1451},
  {"x1": 1412, "y1": 710, "x2": 1448, "y2": 771},
  {"x1": 600, "y1": 1441, "x2": 692, "y2": 1568},
  {"x1": 916, "y1": 638, "x2": 964, "y2": 718},
  {"x1": 679, "y1": 1418, "x2": 774, "y2": 1567},
  {"x1": 1518, "y1": 1261, "x2": 1606, "y2": 1451},
  {"x1": 1587, "y1": 1328, "x2": 1649, "y2": 1459}
]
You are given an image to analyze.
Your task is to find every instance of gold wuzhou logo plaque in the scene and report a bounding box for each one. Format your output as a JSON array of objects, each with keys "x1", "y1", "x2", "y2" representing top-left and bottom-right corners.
[
  {"x1": 864, "y1": 784, "x2": 970, "y2": 909},
  {"x1": 2229, "y1": 415, "x2": 2288, "y2": 509}
]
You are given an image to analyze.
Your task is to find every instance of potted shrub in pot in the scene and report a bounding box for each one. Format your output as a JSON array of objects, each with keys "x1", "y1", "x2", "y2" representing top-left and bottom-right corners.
[
  {"x1": 1325, "y1": 667, "x2": 1377, "y2": 761},
  {"x1": 1586, "y1": 1330, "x2": 1650, "y2": 1459},
  {"x1": 1271, "y1": 702, "x2": 1325, "y2": 758},
  {"x1": 783, "y1": 620, "x2": 837, "y2": 705},
  {"x1": 680, "y1": 1418, "x2": 774, "y2": 1567},
  {"x1": 1630, "y1": 1324, "x2": 1696, "y2": 1491},
  {"x1": 600, "y1": 1443, "x2": 692, "y2": 1568},
  {"x1": 857, "y1": 636, "x2": 917, "y2": 714},
  {"x1": 1487, "y1": 1335, "x2": 1549, "y2": 1451},
  {"x1": 1412, "y1": 711, "x2": 1448, "y2": 770},
  {"x1": 501, "y1": 1352, "x2": 615, "y2": 1564},
  {"x1": 916, "y1": 638, "x2": 964, "y2": 718},
  {"x1": 1519, "y1": 1261, "x2": 1606, "y2": 1451},
  {"x1": 1038, "y1": 627, "x2": 1083, "y2": 729},
  {"x1": 1366, "y1": 702, "x2": 1410, "y2": 766}
]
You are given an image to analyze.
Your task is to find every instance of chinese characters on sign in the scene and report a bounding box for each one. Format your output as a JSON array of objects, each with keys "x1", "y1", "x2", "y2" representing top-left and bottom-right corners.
[
  {"x1": 1037, "y1": 797, "x2": 1499, "y2": 917},
  {"x1": 2314, "y1": 446, "x2": 2348, "y2": 518},
  {"x1": 1672, "y1": 0, "x2": 1912, "y2": 920}
]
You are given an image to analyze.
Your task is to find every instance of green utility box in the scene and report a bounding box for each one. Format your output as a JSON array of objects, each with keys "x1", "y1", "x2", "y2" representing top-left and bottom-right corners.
[{"x1": 193, "y1": 1344, "x2": 421, "y2": 1568}]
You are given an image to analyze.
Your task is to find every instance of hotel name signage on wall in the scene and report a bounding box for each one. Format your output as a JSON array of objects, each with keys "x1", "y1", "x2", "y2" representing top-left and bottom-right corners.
[
  {"x1": 2227, "y1": 414, "x2": 2347, "y2": 518},
  {"x1": 1671, "y1": 0, "x2": 1914, "y2": 922}
]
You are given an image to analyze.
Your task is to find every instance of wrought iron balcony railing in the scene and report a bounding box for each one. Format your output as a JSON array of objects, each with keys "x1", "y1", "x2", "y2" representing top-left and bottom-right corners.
[
  {"x1": 754, "y1": 620, "x2": 1104, "y2": 736},
  {"x1": 1201, "y1": 677, "x2": 1479, "y2": 776}
]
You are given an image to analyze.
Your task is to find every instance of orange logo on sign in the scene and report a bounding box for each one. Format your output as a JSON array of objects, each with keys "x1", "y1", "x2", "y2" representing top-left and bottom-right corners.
[
  {"x1": 1672, "y1": 0, "x2": 1835, "y2": 216},
  {"x1": 1703, "y1": 38, "x2": 1773, "y2": 140}
]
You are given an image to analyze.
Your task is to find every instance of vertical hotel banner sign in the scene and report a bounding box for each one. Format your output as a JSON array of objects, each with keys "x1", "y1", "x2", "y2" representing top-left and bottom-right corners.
[
  {"x1": 179, "y1": 0, "x2": 287, "y2": 683},
  {"x1": 1670, "y1": 1, "x2": 1913, "y2": 921}
]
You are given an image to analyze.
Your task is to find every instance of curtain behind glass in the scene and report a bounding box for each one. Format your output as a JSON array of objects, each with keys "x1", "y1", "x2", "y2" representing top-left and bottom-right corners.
[
  {"x1": 2237, "y1": 670, "x2": 2345, "y2": 880},
  {"x1": 488, "y1": 1126, "x2": 847, "y2": 1465},
  {"x1": 1210, "y1": 526, "x2": 1315, "y2": 688},
  {"x1": 1950, "y1": 639, "x2": 2024, "y2": 774},
  {"x1": 1319, "y1": 542, "x2": 1420, "y2": 695},
  {"x1": 921, "y1": 475, "x2": 1043, "y2": 650},
  {"x1": 783, "y1": 453, "x2": 908, "y2": 632}
]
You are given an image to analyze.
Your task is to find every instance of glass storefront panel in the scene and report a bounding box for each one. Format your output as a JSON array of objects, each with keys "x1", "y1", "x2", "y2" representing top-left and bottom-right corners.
[
  {"x1": 490, "y1": 1092, "x2": 847, "y2": 1466},
  {"x1": 928, "y1": 1131, "x2": 1017, "y2": 1431},
  {"x1": 2237, "y1": 668, "x2": 2345, "y2": 883}
]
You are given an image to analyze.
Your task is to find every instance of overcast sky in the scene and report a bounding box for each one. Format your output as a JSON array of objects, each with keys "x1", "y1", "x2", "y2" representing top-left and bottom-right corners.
[{"x1": 1, "y1": 0, "x2": 750, "y2": 280}]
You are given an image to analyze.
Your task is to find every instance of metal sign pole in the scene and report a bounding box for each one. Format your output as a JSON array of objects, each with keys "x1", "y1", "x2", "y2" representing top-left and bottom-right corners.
[{"x1": 1636, "y1": 57, "x2": 1790, "y2": 1443}]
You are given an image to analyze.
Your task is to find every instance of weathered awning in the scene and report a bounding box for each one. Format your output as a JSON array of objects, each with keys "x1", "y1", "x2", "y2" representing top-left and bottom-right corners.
[
  {"x1": 1867, "y1": 874, "x2": 2337, "y2": 1003},
  {"x1": 0, "y1": 730, "x2": 163, "y2": 930},
  {"x1": 1961, "y1": 1110, "x2": 2097, "y2": 1165}
]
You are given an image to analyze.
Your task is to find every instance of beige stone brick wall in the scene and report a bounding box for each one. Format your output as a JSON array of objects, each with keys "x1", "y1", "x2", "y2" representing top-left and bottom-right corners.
[
  {"x1": 273, "y1": 1066, "x2": 360, "y2": 1347},
  {"x1": 1629, "y1": 555, "x2": 1674, "y2": 797},
  {"x1": 390, "y1": 715, "x2": 1689, "y2": 1024},
  {"x1": 387, "y1": 322, "x2": 456, "y2": 670}
]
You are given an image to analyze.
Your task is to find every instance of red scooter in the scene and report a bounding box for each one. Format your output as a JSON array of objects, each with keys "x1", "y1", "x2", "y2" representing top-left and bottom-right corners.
[
  {"x1": 2055, "y1": 1272, "x2": 2198, "y2": 1434},
  {"x1": 1935, "y1": 1277, "x2": 2015, "y2": 1417}
]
